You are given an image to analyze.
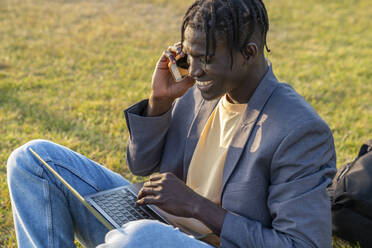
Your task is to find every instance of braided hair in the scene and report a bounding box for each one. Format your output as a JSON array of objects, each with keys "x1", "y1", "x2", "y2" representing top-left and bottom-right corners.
[{"x1": 181, "y1": 0, "x2": 270, "y2": 68}]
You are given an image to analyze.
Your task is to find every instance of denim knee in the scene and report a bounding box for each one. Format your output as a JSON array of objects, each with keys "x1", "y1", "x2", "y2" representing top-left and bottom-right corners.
[
  {"x1": 7, "y1": 139, "x2": 54, "y2": 183},
  {"x1": 123, "y1": 219, "x2": 171, "y2": 234},
  {"x1": 98, "y1": 220, "x2": 176, "y2": 248}
]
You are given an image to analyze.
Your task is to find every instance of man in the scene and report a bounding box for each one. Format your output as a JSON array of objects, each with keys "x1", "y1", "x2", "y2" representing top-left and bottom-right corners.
[{"x1": 7, "y1": 0, "x2": 336, "y2": 247}]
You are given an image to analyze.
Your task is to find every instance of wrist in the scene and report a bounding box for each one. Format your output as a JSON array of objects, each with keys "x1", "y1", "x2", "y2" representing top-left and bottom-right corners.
[
  {"x1": 191, "y1": 195, "x2": 227, "y2": 235},
  {"x1": 146, "y1": 95, "x2": 174, "y2": 117},
  {"x1": 191, "y1": 194, "x2": 205, "y2": 218}
]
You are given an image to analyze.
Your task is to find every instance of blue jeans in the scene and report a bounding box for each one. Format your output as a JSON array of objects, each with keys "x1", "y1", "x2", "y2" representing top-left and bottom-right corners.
[{"x1": 7, "y1": 140, "x2": 213, "y2": 248}]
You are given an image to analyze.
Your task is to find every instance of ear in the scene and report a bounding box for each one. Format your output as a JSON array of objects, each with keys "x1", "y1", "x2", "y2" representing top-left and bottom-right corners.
[{"x1": 241, "y1": 42, "x2": 258, "y2": 64}]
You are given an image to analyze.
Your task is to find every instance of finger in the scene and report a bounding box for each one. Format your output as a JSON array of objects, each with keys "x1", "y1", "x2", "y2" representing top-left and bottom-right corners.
[
  {"x1": 173, "y1": 41, "x2": 181, "y2": 47},
  {"x1": 175, "y1": 43, "x2": 183, "y2": 55},
  {"x1": 143, "y1": 180, "x2": 161, "y2": 187},
  {"x1": 168, "y1": 43, "x2": 182, "y2": 53},
  {"x1": 149, "y1": 174, "x2": 163, "y2": 181},
  {"x1": 168, "y1": 44, "x2": 184, "y2": 58},
  {"x1": 156, "y1": 53, "x2": 172, "y2": 70},
  {"x1": 136, "y1": 195, "x2": 161, "y2": 205},
  {"x1": 168, "y1": 45, "x2": 178, "y2": 53},
  {"x1": 137, "y1": 187, "x2": 159, "y2": 200},
  {"x1": 164, "y1": 50, "x2": 176, "y2": 64}
]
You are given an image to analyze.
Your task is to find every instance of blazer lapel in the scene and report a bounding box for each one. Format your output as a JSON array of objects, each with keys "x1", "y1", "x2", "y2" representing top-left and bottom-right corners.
[
  {"x1": 221, "y1": 66, "x2": 279, "y2": 195},
  {"x1": 183, "y1": 98, "x2": 219, "y2": 181}
]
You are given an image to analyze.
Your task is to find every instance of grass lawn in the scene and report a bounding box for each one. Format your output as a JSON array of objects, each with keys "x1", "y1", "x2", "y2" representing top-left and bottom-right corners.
[{"x1": 0, "y1": 0, "x2": 370, "y2": 247}]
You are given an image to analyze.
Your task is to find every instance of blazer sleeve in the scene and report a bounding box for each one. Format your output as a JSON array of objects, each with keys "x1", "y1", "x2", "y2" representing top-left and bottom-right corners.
[
  {"x1": 124, "y1": 99, "x2": 173, "y2": 176},
  {"x1": 220, "y1": 119, "x2": 337, "y2": 248}
]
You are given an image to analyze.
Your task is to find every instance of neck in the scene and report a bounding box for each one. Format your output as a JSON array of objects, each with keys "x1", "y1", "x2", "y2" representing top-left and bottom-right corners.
[{"x1": 227, "y1": 56, "x2": 269, "y2": 104}]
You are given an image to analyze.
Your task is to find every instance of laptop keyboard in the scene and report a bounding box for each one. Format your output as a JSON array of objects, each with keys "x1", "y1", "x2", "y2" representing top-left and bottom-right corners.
[{"x1": 91, "y1": 188, "x2": 152, "y2": 226}]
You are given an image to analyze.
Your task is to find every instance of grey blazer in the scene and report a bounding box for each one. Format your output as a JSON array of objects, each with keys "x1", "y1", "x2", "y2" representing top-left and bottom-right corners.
[{"x1": 124, "y1": 65, "x2": 337, "y2": 248}]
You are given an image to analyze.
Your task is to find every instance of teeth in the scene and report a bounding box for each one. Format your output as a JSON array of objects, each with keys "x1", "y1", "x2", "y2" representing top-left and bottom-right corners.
[{"x1": 196, "y1": 80, "x2": 212, "y2": 86}]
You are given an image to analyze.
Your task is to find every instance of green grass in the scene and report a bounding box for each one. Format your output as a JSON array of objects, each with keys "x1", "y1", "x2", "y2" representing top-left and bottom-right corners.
[{"x1": 0, "y1": 0, "x2": 370, "y2": 247}]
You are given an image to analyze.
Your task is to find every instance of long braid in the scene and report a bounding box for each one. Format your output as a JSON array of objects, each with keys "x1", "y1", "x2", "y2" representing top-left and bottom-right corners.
[
  {"x1": 236, "y1": 0, "x2": 256, "y2": 54},
  {"x1": 209, "y1": 1, "x2": 217, "y2": 57},
  {"x1": 219, "y1": 1, "x2": 235, "y2": 68},
  {"x1": 181, "y1": 1, "x2": 202, "y2": 52},
  {"x1": 203, "y1": 12, "x2": 210, "y2": 65},
  {"x1": 226, "y1": 0, "x2": 238, "y2": 47},
  {"x1": 256, "y1": 0, "x2": 270, "y2": 52}
]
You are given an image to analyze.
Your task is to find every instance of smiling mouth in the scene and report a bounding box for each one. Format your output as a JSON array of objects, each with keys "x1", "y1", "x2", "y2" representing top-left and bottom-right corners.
[{"x1": 196, "y1": 80, "x2": 213, "y2": 86}]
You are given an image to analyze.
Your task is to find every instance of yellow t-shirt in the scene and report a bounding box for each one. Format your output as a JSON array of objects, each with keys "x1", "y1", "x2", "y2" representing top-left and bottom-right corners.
[{"x1": 158, "y1": 95, "x2": 247, "y2": 235}]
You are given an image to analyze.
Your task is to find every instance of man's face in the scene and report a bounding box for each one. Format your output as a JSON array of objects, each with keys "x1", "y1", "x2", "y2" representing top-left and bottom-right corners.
[{"x1": 182, "y1": 27, "x2": 250, "y2": 101}]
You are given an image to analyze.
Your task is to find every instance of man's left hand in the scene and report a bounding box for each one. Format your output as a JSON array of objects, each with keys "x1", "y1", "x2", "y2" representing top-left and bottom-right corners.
[{"x1": 136, "y1": 172, "x2": 202, "y2": 218}]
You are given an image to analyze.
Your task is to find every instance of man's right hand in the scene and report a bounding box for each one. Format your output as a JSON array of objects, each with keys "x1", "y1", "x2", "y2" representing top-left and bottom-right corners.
[{"x1": 145, "y1": 43, "x2": 195, "y2": 117}]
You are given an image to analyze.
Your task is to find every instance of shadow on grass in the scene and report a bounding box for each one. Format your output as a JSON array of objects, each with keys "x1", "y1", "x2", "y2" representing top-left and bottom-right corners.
[
  {"x1": 0, "y1": 85, "x2": 120, "y2": 153},
  {"x1": 0, "y1": 63, "x2": 11, "y2": 70}
]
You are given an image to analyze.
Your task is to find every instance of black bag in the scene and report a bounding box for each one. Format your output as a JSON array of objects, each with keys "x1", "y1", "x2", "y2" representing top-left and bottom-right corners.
[{"x1": 327, "y1": 140, "x2": 372, "y2": 247}]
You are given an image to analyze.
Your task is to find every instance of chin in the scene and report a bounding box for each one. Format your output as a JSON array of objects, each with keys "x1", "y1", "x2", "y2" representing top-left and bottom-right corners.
[{"x1": 200, "y1": 91, "x2": 225, "y2": 101}]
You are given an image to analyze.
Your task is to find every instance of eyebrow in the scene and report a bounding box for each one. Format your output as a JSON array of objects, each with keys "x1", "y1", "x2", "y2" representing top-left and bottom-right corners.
[
  {"x1": 185, "y1": 49, "x2": 205, "y2": 57},
  {"x1": 182, "y1": 43, "x2": 205, "y2": 57}
]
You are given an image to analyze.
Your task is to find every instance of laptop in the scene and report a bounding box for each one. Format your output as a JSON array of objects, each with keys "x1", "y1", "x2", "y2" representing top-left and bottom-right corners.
[{"x1": 28, "y1": 147, "x2": 219, "y2": 246}]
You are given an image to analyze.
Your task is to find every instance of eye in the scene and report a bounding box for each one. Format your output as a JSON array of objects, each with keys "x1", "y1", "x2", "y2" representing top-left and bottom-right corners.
[{"x1": 187, "y1": 54, "x2": 210, "y2": 66}]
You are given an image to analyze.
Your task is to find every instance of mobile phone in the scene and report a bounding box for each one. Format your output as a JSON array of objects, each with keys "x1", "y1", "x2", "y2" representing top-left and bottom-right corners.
[{"x1": 168, "y1": 54, "x2": 189, "y2": 82}]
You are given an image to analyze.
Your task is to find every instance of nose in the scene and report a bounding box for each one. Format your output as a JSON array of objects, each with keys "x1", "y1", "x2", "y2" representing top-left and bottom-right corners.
[{"x1": 188, "y1": 59, "x2": 204, "y2": 78}]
